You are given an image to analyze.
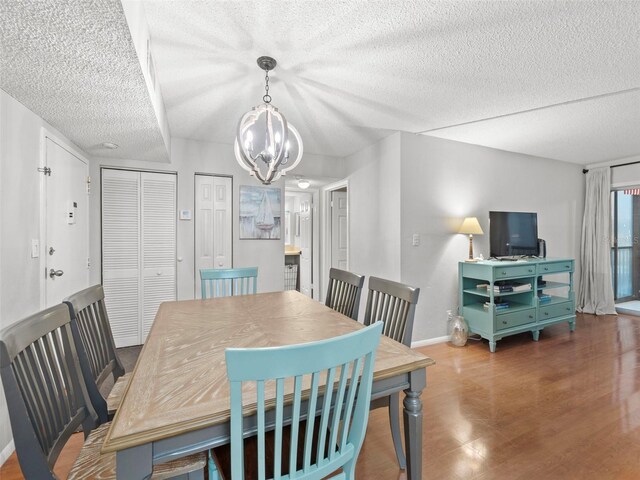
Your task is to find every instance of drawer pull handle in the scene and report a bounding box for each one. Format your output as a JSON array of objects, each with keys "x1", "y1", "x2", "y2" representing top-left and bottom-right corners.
[
  {"x1": 502, "y1": 320, "x2": 507, "y2": 324},
  {"x1": 501, "y1": 271, "x2": 506, "y2": 275},
  {"x1": 529, "y1": 315, "x2": 533, "y2": 319},
  {"x1": 544, "y1": 267, "x2": 549, "y2": 271},
  {"x1": 565, "y1": 265, "x2": 570, "y2": 269},
  {"x1": 528, "y1": 269, "x2": 533, "y2": 272},
  {"x1": 545, "y1": 312, "x2": 549, "y2": 316}
]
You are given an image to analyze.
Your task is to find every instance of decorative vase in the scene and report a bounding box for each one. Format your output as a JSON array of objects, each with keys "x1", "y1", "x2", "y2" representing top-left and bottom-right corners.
[{"x1": 450, "y1": 315, "x2": 468, "y2": 347}]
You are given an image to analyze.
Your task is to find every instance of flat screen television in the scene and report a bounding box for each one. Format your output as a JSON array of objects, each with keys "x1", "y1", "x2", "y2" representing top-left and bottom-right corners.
[{"x1": 489, "y1": 211, "x2": 539, "y2": 258}]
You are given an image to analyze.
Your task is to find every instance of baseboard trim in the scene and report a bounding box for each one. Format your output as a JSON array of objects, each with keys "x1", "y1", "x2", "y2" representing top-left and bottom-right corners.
[
  {"x1": 0, "y1": 440, "x2": 15, "y2": 467},
  {"x1": 411, "y1": 335, "x2": 449, "y2": 348}
]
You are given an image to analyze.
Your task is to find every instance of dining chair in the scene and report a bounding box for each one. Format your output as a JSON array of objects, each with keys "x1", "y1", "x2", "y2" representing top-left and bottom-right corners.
[
  {"x1": 200, "y1": 267, "x2": 258, "y2": 299},
  {"x1": 209, "y1": 321, "x2": 383, "y2": 480},
  {"x1": 325, "y1": 267, "x2": 365, "y2": 320},
  {"x1": 0, "y1": 304, "x2": 206, "y2": 479},
  {"x1": 63, "y1": 284, "x2": 129, "y2": 422},
  {"x1": 363, "y1": 276, "x2": 420, "y2": 470}
]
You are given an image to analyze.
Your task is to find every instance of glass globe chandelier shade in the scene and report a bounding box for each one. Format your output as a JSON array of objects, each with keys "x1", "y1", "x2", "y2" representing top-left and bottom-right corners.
[{"x1": 234, "y1": 57, "x2": 304, "y2": 185}]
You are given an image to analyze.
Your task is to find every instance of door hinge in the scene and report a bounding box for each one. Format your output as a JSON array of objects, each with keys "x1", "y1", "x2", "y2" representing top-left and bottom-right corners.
[
  {"x1": 86, "y1": 176, "x2": 91, "y2": 194},
  {"x1": 87, "y1": 257, "x2": 91, "y2": 268},
  {"x1": 330, "y1": 200, "x2": 333, "y2": 207},
  {"x1": 38, "y1": 167, "x2": 52, "y2": 176}
]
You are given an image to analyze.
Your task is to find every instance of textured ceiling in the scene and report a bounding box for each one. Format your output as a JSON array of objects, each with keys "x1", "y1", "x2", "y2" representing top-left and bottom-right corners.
[
  {"x1": 143, "y1": 0, "x2": 640, "y2": 164},
  {"x1": 0, "y1": 0, "x2": 168, "y2": 162},
  {"x1": 1, "y1": 1, "x2": 639, "y2": 165}
]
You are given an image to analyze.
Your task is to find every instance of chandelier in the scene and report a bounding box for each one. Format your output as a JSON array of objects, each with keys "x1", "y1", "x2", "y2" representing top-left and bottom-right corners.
[{"x1": 234, "y1": 56, "x2": 303, "y2": 185}]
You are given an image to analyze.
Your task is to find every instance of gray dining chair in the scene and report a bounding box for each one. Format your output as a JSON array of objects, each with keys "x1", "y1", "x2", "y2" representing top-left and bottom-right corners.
[
  {"x1": 324, "y1": 267, "x2": 365, "y2": 320},
  {"x1": 0, "y1": 304, "x2": 206, "y2": 479},
  {"x1": 363, "y1": 276, "x2": 420, "y2": 470},
  {"x1": 64, "y1": 284, "x2": 129, "y2": 422}
]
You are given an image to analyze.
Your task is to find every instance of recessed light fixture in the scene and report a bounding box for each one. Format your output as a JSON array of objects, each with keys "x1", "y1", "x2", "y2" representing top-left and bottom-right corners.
[
  {"x1": 101, "y1": 142, "x2": 119, "y2": 150},
  {"x1": 297, "y1": 178, "x2": 310, "y2": 189}
]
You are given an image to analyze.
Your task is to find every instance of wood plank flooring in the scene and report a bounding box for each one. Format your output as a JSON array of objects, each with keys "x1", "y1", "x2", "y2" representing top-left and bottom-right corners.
[{"x1": 3, "y1": 312, "x2": 640, "y2": 479}]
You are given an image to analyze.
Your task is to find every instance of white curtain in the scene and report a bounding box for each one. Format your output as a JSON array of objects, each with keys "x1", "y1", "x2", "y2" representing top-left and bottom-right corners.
[{"x1": 576, "y1": 167, "x2": 616, "y2": 315}]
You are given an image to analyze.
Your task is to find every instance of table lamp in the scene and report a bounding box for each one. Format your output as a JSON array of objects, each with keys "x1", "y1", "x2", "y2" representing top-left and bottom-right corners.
[{"x1": 459, "y1": 217, "x2": 484, "y2": 261}]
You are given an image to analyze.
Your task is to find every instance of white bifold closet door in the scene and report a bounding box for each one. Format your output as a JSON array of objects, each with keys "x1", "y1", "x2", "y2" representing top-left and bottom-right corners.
[
  {"x1": 195, "y1": 175, "x2": 232, "y2": 298},
  {"x1": 102, "y1": 169, "x2": 177, "y2": 347}
]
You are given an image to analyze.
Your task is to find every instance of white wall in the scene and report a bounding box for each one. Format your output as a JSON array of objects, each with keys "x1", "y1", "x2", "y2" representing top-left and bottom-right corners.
[
  {"x1": 344, "y1": 131, "x2": 585, "y2": 343},
  {"x1": 0, "y1": 89, "x2": 88, "y2": 462},
  {"x1": 90, "y1": 138, "x2": 345, "y2": 299},
  {"x1": 344, "y1": 132, "x2": 402, "y2": 280}
]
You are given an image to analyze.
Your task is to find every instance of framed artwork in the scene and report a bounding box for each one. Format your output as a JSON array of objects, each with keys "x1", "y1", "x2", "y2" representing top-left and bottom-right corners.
[{"x1": 239, "y1": 185, "x2": 281, "y2": 239}]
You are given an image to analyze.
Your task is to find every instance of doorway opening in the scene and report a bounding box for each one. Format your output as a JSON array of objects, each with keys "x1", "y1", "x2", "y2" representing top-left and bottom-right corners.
[
  {"x1": 321, "y1": 180, "x2": 349, "y2": 302},
  {"x1": 612, "y1": 188, "x2": 640, "y2": 315}
]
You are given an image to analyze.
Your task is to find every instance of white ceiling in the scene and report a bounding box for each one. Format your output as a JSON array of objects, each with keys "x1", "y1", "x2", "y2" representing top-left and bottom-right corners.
[
  {"x1": 2, "y1": 1, "x2": 639, "y2": 165},
  {"x1": 0, "y1": 0, "x2": 168, "y2": 162}
]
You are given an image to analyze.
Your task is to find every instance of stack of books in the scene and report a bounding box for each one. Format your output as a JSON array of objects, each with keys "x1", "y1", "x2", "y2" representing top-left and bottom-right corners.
[
  {"x1": 492, "y1": 281, "x2": 532, "y2": 293},
  {"x1": 484, "y1": 301, "x2": 510, "y2": 311},
  {"x1": 538, "y1": 293, "x2": 552, "y2": 304}
]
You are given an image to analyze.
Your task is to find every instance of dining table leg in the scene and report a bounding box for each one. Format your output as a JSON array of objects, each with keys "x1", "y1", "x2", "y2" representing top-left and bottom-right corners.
[
  {"x1": 116, "y1": 443, "x2": 153, "y2": 479},
  {"x1": 403, "y1": 368, "x2": 426, "y2": 480}
]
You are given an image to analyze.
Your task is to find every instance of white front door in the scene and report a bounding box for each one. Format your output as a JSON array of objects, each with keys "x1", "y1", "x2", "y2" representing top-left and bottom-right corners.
[
  {"x1": 44, "y1": 137, "x2": 89, "y2": 307},
  {"x1": 299, "y1": 196, "x2": 312, "y2": 297},
  {"x1": 194, "y1": 175, "x2": 232, "y2": 298},
  {"x1": 331, "y1": 191, "x2": 348, "y2": 270}
]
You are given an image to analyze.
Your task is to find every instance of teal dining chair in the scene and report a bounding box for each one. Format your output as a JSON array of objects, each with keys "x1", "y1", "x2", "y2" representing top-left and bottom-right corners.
[
  {"x1": 200, "y1": 267, "x2": 258, "y2": 299},
  {"x1": 209, "y1": 322, "x2": 383, "y2": 480}
]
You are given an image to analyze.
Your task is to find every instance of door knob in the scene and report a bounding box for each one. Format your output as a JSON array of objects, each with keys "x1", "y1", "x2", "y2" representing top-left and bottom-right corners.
[{"x1": 49, "y1": 269, "x2": 64, "y2": 278}]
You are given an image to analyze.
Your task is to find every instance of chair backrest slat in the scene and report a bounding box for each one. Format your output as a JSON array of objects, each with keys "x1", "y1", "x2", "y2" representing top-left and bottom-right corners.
[
  {"x1": 200, "y1": 267, "x2": 258, "y2": 299},
  {"x1": 325, "y1": 268, "x2": 365, "y2": 320},
  {"x1": 0, "y1": 304, "x2": 98, "y2": 479},
  {"x1": 364, "y1": 276, "x2": 420, "y2": 346},
  {"x1": 225, "y1": 322, "x2": 382, "y2": 479}
]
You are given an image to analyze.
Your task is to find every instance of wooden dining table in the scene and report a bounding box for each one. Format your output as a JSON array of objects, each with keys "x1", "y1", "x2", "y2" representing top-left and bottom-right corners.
[{"x1": 102, "y1": 291, "x2": 435, "y2": 479}]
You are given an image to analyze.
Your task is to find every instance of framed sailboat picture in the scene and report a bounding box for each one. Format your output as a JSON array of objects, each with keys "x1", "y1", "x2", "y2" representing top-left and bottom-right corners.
[{"x1": 239, "y1": 185, "x2": 282, "y2": 239}]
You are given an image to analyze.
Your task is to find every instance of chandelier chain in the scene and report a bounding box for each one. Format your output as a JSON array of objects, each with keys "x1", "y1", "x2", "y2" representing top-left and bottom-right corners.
[{"x1": 263, "y1": 70, "x2": 271, "y2": 103}]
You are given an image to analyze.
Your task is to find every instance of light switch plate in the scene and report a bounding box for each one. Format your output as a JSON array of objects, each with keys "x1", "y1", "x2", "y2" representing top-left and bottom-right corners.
[
  {"x1": 412, "y1": 233, "x2": 420, "y2": 246},
  {"x1": 31, "y1": 239, "x2": 39, "y2": 258}
]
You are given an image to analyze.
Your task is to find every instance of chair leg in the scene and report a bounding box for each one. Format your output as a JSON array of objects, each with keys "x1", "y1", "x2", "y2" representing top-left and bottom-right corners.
[
  {"x1": 388, "y1": 393, "x2": 407, "y2": 470},
  {"x1": 207, "y1": 450, "x2": 220, "y2": 479}
]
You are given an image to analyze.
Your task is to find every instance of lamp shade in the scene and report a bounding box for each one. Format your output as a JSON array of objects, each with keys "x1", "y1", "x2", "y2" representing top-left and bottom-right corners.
[{"x1": 459, "y1": 217, "x2": 483, "y2": 235}]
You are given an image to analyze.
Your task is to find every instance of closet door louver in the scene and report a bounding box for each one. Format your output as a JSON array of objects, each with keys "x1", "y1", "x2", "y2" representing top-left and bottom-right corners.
[
  {"x1": 141, "y1": 172, "x2": 176, "y2": 339},
  {"x1": 102, "y1": 169, "x2": 176, "y2": 347},
  {"x1": 102, "y1": 169, "x2": 141, "y2": 347}
]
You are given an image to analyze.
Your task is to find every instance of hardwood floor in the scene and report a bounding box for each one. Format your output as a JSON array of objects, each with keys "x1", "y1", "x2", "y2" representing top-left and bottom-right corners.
[{"x1": 3, "y1": 312, "x2": 640, "y2": 479}]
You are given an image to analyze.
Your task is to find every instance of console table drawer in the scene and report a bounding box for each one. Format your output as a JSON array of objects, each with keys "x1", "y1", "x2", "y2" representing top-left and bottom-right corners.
[
  {"x1": 538, "y1": 261, "x2": 573, "y2": 274},
  {"x1": 539, "y1": 301, "x2": 574, "y2": 320},
  {"x1": 496, "y1": 309, "x2": 536, "y2": 331},
  {"x1": 494, "y1": 265, "x2": 536, "y2": 279}
]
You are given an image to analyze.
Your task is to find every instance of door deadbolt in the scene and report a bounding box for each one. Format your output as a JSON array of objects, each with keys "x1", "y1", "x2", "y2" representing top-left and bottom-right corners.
[{"x1": 49, "y1": 269, "x2": 64, "y2": 278}]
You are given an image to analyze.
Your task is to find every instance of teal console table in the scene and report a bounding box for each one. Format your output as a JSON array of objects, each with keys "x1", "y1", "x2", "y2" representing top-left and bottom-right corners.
[{"x1": 458, "y1": 258, "x2": 575, "y2": 352}]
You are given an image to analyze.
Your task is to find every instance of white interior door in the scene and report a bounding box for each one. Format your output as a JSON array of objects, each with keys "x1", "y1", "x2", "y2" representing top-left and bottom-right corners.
[
  {"x1": 102, "y1": 169, "x2": 176, "y2": 346},
  {"x1": 44, "y1": 137, "x2": 89, "y2": 307},
  {"x1": 299, "y1": 197, "x2": 312, "y2": 297},
  {"x1": 141, "y1": 172, "x2": 176, "y2": 339},
  {"x1": 331, "y1": 191, "x2": 348, "y2": 270},
  {"x1": 195, "y1": 175, "x2": 232, "y2": 298},
  {"x1": 102, "y1": 169, "x2": 141, "y2": 347}
]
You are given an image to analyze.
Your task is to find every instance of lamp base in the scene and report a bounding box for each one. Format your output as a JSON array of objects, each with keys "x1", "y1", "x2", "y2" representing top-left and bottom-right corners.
[{"x1": 464, "y1": 258, "x2": 479, "y2": 263}]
